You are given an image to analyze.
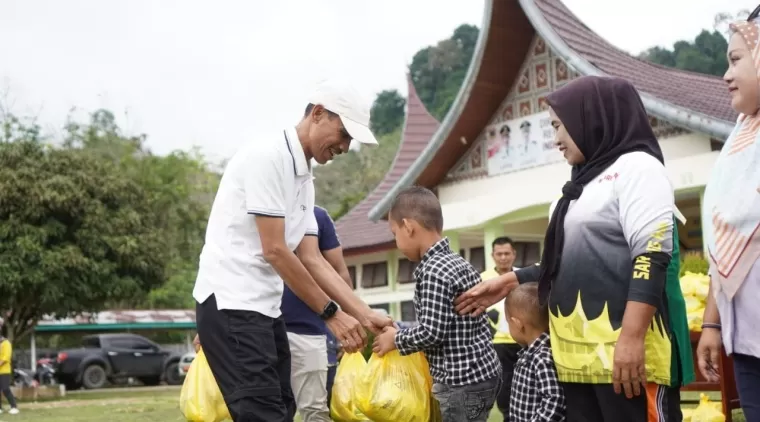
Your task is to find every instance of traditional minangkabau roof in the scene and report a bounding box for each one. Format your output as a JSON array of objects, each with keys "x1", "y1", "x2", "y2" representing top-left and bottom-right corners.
[
  {"x1": 366, "y1": 0, "x2": 736, "y2": 222},
  {"x1": 335, "y1": 74, "x2": 440, "y2": 253}
]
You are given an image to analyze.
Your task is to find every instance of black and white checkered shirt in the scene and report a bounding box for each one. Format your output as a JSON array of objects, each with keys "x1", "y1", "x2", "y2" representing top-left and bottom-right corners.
[
  {"x1": 510, "y1": 333, "x2": 566, "y2": 422},
  {"x1": 394, "y1": 238, "x2": 501, "y2": 386}
]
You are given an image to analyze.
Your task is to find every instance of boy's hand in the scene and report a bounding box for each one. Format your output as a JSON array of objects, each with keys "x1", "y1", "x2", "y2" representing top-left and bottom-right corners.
[{"x1": 372, "y1": 326, "x2": 398, "y2": 357}]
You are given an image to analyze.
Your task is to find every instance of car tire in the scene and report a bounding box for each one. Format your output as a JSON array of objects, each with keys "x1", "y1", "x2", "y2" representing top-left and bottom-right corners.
[
  {"x1": 81, "y1": 365, "x2": 107, "y2": 390},
  {"x1": 164, "y1": 362, "x2": 182, "y2": 385}
]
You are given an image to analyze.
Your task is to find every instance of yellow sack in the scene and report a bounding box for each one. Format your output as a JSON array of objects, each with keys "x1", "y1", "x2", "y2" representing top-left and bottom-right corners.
[
  {"x1": 691, "y1": 393, "x2": 725, "y2": 422},
  {"x1": 687, "y1": 309, "x2": 704, "y2": 332},
  {"x1": 682, "y1": 408, "x2": 693, "y2": 422},
  {"x1": 330, "y1": 352, "x2": 370, "y2": 422},
  {"x1": 355, "y1": 351, "x2": 431, "y2": 422},
  {"x1": 407, "y1": 352, "x2": 442, "y2": 422},
  {"x1": 179, "y1": 349, "x2": 231, "y2": 422},
  {"x1": 684, "y1": 296, "x2": 703, "y2": 313}
]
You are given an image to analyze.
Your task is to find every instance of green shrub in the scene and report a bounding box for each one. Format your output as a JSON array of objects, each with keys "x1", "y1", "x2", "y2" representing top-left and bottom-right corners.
[{"x1": 680, "y1": 252, "x2": 709, "y2": 277}]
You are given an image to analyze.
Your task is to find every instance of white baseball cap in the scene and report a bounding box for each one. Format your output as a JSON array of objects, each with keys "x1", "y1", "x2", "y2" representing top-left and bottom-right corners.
[{"x1": 307, "y1": 79, "x2": 378, "y2": 146}]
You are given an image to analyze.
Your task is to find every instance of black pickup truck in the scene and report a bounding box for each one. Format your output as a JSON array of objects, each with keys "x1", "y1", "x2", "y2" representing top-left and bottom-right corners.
[{"x1": 55, "y1": 333, "x2": 183, "y2": 390}]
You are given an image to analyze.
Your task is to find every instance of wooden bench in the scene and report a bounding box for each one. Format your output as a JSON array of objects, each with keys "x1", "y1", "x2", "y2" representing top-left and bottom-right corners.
[{"x1": 682, "y1": 332, "x2": 741, "y2": 421}]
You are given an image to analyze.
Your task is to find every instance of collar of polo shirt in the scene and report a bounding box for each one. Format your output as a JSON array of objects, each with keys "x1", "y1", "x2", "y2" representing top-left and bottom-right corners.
[{"x1": 284, "y1": 127, "x2": 310, "y2": 176}]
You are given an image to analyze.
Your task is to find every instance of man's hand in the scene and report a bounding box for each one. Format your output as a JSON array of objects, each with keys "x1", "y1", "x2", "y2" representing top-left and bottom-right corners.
[
  {"x1": 612, "y1": 332, "x2": 647, "y2": 398},
  {"x1": 193, "y1": 334, "x2": 201, "y2": 353},
  {"x1": 325, "y1": 310, "x2": 367, "y2": 353},
  {"x1": 697, "y1": 328, "x2": 722, "y2": 383},
  {"x1": 361, "y1": 310, "x2": 394, "y2": 335},
  {"x1": 372, "y1": 326, "x2": 398, "y2": 357}
]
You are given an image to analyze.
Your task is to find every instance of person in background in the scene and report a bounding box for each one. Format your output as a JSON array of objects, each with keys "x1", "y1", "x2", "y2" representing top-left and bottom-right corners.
[
  {"x1": 482, "y1": 237, "x2": 522, "y2": 422},
  {"x1": 282, "y1": 205, "x2": 353, "y2": 422},
  {"x1": 697, "y1": 12, "x2": 760, "y2": 420},
  {"x1": 373, "y1": 186, "x2": 501, "y2": 422},
  {"x1": 0, "y1": 319, "x2": 19, "y2": 415},
  {"x1": 506, "y1": 283, "x2": 565, "y2": 422}
]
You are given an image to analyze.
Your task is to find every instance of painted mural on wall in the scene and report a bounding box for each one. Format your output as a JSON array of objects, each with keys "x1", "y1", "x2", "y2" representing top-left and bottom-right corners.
[{"x1": 485, "y1": 110, "x2": 563, "y2": 176}]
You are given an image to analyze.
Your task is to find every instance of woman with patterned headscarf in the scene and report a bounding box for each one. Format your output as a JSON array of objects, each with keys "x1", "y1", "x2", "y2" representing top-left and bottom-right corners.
[
  {"x1": 455, "y1": 75, "x2": 689, "y2": 421},
  {"x1": 697, "y1": 10, "x2": 760, "y2": 420}
]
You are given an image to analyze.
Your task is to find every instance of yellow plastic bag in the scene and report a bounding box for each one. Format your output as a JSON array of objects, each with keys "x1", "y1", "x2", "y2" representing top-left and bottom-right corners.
[
  {"x1": 179, "y1": 349, "x2": 231, "y2": 422},
  {"x1": 691, "y1": 393, "x2": 725, "y2": 422},
  {"x1": 355, "y1": 351, "x2": 431, "y2": 422},
  {"x1": 330, "y1": 352, "x2": 370, "y2": 422},
  {"x1": 407, "y1": 352, "x2": 442, "y2": 422}
]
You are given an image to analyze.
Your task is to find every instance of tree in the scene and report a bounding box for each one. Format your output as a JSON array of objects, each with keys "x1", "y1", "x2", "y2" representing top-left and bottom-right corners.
[
  {"x1": 410, "y1": 24, "x2": 480, "y2": 119},
  {"x1": 62, "y1": 109, "x2": 219, "y2": 310},
  {"x1": 640, "y1": 30, "x2": 728, "y2": 76},
  {"x1": 639, "y1": 11, "x2": 754, "y2": 76},
  {"x1": 0, "y1": 137, "x2": 168, "y2": 342},
  {"x1": 370, "y1": 90, "x2": 406, "y2": 137}
]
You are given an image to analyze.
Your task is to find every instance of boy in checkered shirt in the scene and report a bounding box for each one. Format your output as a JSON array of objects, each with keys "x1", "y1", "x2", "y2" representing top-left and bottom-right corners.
[
  {"x1": 506, "y1": 282, "x2": 565, "y2": 422},
  {"x1": 373, "y1": 186, "x2": 501, "y2": 422}
]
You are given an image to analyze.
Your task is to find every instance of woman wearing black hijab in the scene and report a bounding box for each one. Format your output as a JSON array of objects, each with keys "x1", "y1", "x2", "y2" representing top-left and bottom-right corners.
[{"x1": 455, "y1": 76, "x2": 683, "y2": 421}]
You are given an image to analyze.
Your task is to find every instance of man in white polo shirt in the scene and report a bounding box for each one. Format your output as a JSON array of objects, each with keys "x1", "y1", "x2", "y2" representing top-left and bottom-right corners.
[{"x1": 193, "y1": 79, "x2": 392, "y2": 422}]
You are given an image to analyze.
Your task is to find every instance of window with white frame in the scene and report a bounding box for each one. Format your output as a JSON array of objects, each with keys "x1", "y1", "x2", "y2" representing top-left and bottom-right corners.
[
  {"x1": 397, "y1": 259, "x2": 416, "y2": 284},
  {"x1": 470, "y1": 247, "x2": 486, "y2": 273},
  {"x1": 513, "y1": 242, "x2": 541, "y2": 267},
  {"x1": 400, "y1": 301, "x2": 416, "y2": 322},
  {"x1": 361, "y1": 262, "x2": 388, "y2": 288}
]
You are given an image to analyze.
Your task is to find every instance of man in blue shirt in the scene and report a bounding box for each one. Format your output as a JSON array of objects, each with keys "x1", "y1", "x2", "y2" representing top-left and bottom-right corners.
[{"x1": 282, "y1": 206, "x2": 353, "y2": 422}]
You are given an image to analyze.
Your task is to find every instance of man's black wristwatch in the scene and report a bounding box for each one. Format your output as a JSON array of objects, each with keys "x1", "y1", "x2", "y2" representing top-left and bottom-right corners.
[{"x1": 319, "y1": 300, "x2": 339, "y2": 320}]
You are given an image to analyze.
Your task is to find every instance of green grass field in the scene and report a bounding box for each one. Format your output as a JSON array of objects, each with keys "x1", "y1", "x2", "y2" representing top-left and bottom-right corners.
[
  {"x1": 2, "y1": 387, "x2": 506, "y2": 422},
  {"x1": 0, "y1": 387, "x2": 745, "y2": 422}
]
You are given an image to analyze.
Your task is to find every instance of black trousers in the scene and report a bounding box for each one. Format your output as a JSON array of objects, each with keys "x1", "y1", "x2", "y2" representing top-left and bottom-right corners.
[
  {"x1": 734, "y1": 353, "x2": 760, "y2": 422},
  {"x1": 494, "y1": 343, "x2": 522, "y2": 421},
  {"x1": 197, "y1": 294, "x2": 295, "y2": 422},
  {"x1": 562, "y1": 382, "x2": 682, "y2": 422}
]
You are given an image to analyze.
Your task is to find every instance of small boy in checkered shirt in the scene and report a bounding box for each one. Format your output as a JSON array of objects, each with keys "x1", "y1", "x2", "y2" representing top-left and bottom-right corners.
[
  {"x1": 506, "y1": 282, "x2": 565, "y2": 422},
  {"x1": 373, "y1": 186, "x2": 501, "y2": 422}
]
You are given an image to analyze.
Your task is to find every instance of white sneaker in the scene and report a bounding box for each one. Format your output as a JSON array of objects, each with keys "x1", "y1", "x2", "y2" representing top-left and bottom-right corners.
[{"x1": 8, "y1": 408, "x2": 18, "y2": 415}]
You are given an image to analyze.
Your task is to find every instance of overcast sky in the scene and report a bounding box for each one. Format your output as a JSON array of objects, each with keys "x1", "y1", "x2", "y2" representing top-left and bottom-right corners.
[{"x1": 0, "y1": 0, "x2": 749, "y2": 162}]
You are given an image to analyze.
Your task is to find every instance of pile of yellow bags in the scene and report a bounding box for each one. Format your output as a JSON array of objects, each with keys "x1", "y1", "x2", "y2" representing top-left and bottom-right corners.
[
  {"x1": 680, "y1": 271, "x2": 710, "y2": 332},
  {"x1": 682, "y1": 393, "x2": 725, "y2": 422},
  {"x1": 331, "y1": 351, "x2": 440, "y2": 422}
]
